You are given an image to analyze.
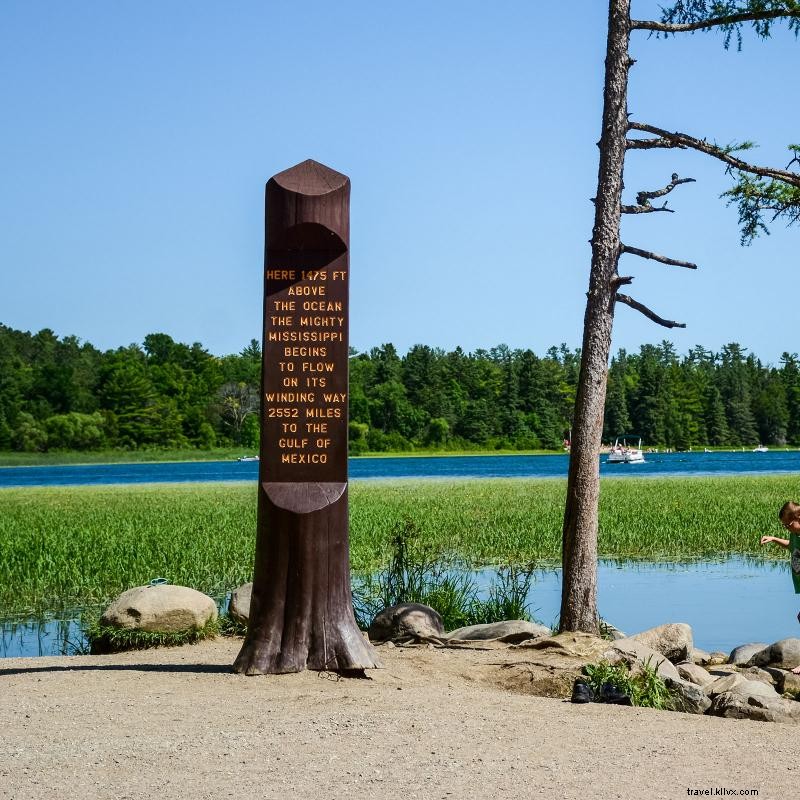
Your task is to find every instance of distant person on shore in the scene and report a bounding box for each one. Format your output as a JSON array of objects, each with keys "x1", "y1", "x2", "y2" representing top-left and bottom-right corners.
[{"x1": 760, "y1": 501, "x2": 800, "y2": 674}]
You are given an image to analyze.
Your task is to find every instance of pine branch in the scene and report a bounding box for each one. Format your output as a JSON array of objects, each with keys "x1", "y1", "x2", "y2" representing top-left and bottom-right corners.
[
  {"x1": 632, "y1": 9, "x2": 800, "y2": 35},
  {"x1": 621, "y1": 244, "x2": 699, "y2": 270},
  {"x1": 615, "y1": 294, "x2": 687, "y2": 329},
  {"x1": 627, "y1": 123, "x2": 800, "y2": 187}
]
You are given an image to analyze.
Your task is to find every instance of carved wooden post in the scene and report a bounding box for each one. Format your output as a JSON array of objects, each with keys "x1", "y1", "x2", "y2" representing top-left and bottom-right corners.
[{"x1": 234, "y1": 159, "x2": 380, "y2": 675}]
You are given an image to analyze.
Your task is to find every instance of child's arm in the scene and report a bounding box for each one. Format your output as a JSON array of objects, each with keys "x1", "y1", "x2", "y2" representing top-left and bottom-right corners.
[{"x1": 760, "y1": 535, "x2": 790, "y2": 548}]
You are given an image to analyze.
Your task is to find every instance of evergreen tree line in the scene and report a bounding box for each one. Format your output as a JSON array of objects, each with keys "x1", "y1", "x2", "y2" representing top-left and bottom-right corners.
[{"x1": 1, "y1": 323, "x2": 798, "y2": 453}]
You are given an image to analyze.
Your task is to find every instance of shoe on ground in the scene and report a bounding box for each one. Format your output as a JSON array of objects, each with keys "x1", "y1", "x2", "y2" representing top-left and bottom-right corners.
[
  {"x1": 598, "y1": 682, "x2": 632, "y2": 705},
  {"x1": 571, "y1": 680, "x2": 595, "y2": 704}
]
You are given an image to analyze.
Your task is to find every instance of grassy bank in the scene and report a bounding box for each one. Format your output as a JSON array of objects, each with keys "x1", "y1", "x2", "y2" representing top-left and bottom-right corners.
[
  {"x1": 0, "y1": 448, "x2": 258, "y2": 467},
  {"x1": 0, "y1": 475, "x2": 794, "y2": 615}
]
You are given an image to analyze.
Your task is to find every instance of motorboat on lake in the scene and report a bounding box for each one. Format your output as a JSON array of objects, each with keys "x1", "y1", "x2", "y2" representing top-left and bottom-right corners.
[
  {"x1": 606, "y1": 436, "x2": 646, "y2": 464},
  {"x1": 237, "y1": 455, "x2": 260, "y2": 462},
  {"x1": 753, "y1": 445, "x2": 769, "y2": 453}
]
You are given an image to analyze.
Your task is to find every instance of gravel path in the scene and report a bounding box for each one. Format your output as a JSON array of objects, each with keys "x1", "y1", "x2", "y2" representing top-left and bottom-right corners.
[{"x1": 1, "y1": 638, "x2": 795, "y2": 800}]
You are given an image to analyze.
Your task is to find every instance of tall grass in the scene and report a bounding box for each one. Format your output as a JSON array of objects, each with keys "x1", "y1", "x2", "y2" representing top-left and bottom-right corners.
[{"x1": 0, "y1": 475, "x2": 795, "y2": 615}]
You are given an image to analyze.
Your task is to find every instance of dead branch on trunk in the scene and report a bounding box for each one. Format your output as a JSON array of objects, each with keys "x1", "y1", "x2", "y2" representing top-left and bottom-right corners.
[
  {"x1": 621, "y1": 244, "x2": 698, "y2": 270},
  {"x1": 622, "y1": 173, "x2": 695, "y2": 213},
  {"x1": 615, "y1": 293, "x2": 686, "y2": 328},
  {"x1": 627, "y1": 123, "x2": 800, "y2": 187}
]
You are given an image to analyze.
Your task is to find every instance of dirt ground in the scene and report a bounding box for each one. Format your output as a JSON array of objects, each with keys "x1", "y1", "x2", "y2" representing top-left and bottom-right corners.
[{"x1": 1, "y1": 637, "x2": 796, "y2": 800}]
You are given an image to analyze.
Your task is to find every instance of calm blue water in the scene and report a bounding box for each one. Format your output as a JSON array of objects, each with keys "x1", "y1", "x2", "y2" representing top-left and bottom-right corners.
[
  {"x1": 2, "y1": 449, "x2": 800, "y2": 487},
  {"x1": 2, "y1": 559, "x2": 795, "y2": 659}
]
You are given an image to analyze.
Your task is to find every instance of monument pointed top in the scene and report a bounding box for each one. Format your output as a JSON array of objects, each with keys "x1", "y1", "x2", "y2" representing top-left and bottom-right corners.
[{"x1": 271, "y1": 159, "x2": 349, "y2": 196}]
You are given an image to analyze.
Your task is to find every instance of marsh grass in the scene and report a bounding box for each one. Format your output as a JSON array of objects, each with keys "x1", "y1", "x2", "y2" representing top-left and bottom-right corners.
[
  {"x1": 0, "y1": 475, "x2": 795, "y2": 615},
  {"x1": 351, "y1": 518, "x2": 536, "y2": 630}
]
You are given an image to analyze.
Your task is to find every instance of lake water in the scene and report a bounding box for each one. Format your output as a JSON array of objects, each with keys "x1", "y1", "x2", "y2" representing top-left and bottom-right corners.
[
  {"x1": 2, "y1": 558, "x2": 795, "y2": 660},
  {"x1": 2, "y1": 449, "x2": 800, "y2": 487}
]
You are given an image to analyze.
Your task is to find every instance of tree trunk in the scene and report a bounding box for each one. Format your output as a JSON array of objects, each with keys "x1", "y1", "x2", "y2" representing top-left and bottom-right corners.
[
  {"x1": 559, "y1": 0, "x2": 631, "y2": 634},
  {"x1": 234, "y1": 160, "x2": 380, "y2": 674}
]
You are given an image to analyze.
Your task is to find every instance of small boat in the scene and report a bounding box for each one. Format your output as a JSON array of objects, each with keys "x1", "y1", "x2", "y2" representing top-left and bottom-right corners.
[
  {"x1": 606, "y1": 436, "x2": 646, "y2": 464},
  {"x1": 237, "y1": 455, "x2": 260, "y2": 462},
  {"x1": 753, "y1": 445, "x2": 769, "y2": 453}
]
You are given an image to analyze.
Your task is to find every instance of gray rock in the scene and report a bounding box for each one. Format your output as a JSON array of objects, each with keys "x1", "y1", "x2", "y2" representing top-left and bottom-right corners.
[
  {"x1": 229, "y1": 582, "x2": 252, "y2": 625},
  {"x1": 781, "y1": 670, "x2": 800, "y2": 696},
  {"x1": 368, "y1": 603, "x2": 444, "y2": 643},
  {"x1": 707, "y1": 673, "x2": 777, "y2": 699},
  {"x1": 628, "y1": 623, "x2": 693, "y2": 663},
  {"x1": 748, "y1": 638, "x2": 800, "y2": 670},
  {"x1": 604, "y1": 638, "x2": 681, "y2": 682},
  {"x1": 601, "y1": 622, "x2": 627, "y2": 640},
  {"x1": 728, "y1": 642, "x2": 768, "y2": 666},
  {"x1": 101, "y1": 585, "x2": 218, "y2": 633},
  {"x1": 737, "y1": 666, "x2": 776, "y2": 687},
  {"x1": 762, "y1": 667, "x2": 800, "y2": 695},
  {"x1": 676, "y1": 662, "x2": 714, "y2": 687},
  {"x1": 709, "y1": 691, "x2": 800, "y2": 724},
  {"x1": 446, "y1": 620, "x2": 550, "y2": 642},
  {"x1": 665, "y1": 677, "x2": 711, "y2": 714},
  {"x1": 691, "y1": 648, "x2": 711, "y2": 665}
]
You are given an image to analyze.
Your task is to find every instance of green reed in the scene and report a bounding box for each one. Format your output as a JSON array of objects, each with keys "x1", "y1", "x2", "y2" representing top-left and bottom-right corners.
[{"x1": 0, "y1": 475, "x2": 795, "y2": 615}]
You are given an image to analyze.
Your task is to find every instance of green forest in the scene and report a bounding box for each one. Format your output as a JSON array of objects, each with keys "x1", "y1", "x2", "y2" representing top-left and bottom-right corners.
[{"x1": 0, "y1": 322, "x2": 798, "y2": 454}]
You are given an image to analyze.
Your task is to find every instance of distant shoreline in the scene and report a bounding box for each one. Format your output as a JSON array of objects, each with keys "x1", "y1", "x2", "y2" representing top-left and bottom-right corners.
[{"x1": 2, "y1": 445, "x2": 798, "y2": 469}]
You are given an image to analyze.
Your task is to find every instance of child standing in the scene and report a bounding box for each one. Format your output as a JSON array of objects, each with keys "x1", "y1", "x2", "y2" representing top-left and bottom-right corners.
[{"x1": 760, "y1": 501, "x2": 800, "y2": 674}]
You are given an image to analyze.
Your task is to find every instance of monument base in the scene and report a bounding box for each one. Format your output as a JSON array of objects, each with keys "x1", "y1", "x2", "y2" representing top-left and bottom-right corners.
[{"x1": 233, "y1": 487, "x2": 381, "y2": 675}]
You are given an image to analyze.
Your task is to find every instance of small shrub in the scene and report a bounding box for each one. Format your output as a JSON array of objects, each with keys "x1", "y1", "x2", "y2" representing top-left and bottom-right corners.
[{"x1": 583, "y1": 658, "x2": 672, "y2": 709}]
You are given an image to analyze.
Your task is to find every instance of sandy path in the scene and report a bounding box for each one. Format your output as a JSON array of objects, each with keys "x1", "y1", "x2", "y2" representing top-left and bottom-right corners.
[{"x1": 0, "y1": 638, "x2": 795, "y2": 800}]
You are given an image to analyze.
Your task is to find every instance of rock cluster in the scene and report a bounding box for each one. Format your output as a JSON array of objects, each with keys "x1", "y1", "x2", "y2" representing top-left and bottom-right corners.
[{"x1": 361, "y1": 601, "x2": 800, "y2": 725}]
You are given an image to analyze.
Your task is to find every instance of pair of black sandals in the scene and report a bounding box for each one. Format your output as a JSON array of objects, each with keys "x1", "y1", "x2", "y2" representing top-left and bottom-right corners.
[{"x1": 571, "y1": 679, "x2": 632, "y2": 705}]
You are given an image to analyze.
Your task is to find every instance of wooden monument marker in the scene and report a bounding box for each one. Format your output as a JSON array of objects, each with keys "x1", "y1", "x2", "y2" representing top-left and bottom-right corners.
[{"x1": 233, "y1": 159, "x2": 380, "y2": 675}]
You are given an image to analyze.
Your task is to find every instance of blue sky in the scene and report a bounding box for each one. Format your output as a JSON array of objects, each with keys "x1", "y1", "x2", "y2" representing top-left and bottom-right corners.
[{"x1": 1, "y1": 1, "x2": 798, "y2": 362}]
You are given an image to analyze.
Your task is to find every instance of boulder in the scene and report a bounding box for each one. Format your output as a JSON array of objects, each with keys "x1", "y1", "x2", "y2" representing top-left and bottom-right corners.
[
  {"x1": 781, "y1": 671, "x2": 800, "y2": 696},
  {"x1": 691, "y1": 648, "x2": 711, "y2": 666},
  {"x1": 665, "y1": 677, "x2": 711, "y2": 714},
  {"x1": 706, "y1": 652, "x2": 729, "y2": 666},
  {"x1": 762, "y1": 667, "x2": 800, "y2": 696},
  {"x1": 747, "y1": 638, "x2": 800, "y2": 670},
  {"x1": 101, "y1": 585, "x2": 218, "y2": 633},
  {"x1": 229, "y1": 582, "x2": 252, "y2": 625},
  {"x1": 446, "y1": 620, "x2": 550, "y2": 642},
  {"x1": 676, "y1": 662, "x2": 714, "y2": 687},
  {"x1": 709, "y1": 692, "x2": 800, "y2": 724},
  {"x1": 737, "y1": 666, "x2": 777, "y2": 687},
  {"x1": 604, "y1": 638, "x2": 681, "y2": 682},
  {"x1": 368, "y1": 603, "x2": 444, "y2": 643},
  {"x1": 728, "y1": 642, "x2": 769, "y2": 666},
  {"x1": 706, "y1": 673, "x2": 777, "y2": 699},
  {"x1": 627, "y1": 623, "x2": 693, "y2": 663},
  {"x1": 601, "y1": 623, "x2": 627, "y2": 641}
]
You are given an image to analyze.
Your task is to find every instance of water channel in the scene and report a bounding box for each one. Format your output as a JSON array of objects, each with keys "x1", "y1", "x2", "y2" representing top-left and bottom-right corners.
[{"x1": 2, "y1": 558, "x2": 796, "y2": 660}]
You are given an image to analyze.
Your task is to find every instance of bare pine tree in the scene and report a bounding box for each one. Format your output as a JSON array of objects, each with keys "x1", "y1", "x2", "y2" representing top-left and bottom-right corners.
[{"x1": 561, "y1": 0, "x2": 800, "y2": 633}]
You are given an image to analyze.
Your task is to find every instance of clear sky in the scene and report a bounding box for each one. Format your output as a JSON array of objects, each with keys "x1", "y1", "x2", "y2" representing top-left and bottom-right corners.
[{"x1": 1, "y1": 1, "x2": 798, "y2": 363}]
